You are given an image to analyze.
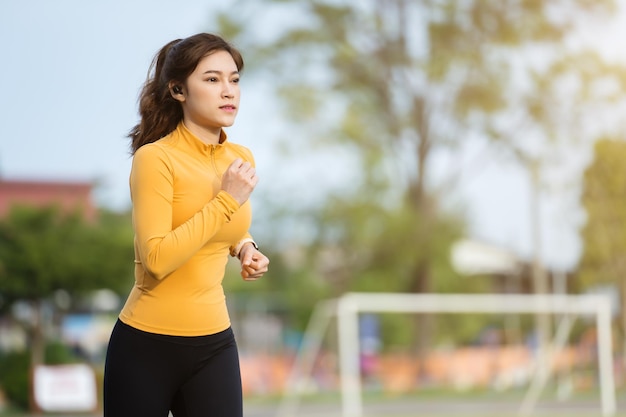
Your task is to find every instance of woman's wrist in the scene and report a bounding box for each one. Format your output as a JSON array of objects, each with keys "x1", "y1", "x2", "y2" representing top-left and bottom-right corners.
[{"x1": 231, "y1": 238, "x2": 258, "y2": 258}]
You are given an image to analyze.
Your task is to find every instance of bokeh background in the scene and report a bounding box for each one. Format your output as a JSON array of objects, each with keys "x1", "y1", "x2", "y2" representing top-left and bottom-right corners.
[{"x1": 1, "y1": 1, "x2": 626, "y2": 416}]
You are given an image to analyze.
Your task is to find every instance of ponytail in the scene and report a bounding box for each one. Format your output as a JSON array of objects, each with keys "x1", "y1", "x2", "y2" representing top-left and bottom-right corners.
[{"x1": 128, "y1": 34, "x2": 244, "y2": 154}]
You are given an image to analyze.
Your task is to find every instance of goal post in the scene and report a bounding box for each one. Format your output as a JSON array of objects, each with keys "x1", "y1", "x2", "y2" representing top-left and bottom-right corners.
[{"x1": 278, "y1": 292, "x2": 616, "y2": 417}]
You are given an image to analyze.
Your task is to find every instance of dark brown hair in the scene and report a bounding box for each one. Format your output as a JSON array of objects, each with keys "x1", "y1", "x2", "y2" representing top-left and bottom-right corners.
[{"x1": 128, "y1": 33, "x2": 244, "y2": 153}]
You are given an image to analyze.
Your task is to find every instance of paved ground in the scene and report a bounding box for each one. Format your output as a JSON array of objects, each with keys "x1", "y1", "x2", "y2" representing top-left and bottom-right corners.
[
  {"x1": 243, "y1": 396, "x2": 626, "y2": 417},
  {"x1": 5, "y1": 396, "x2": 626, "y2": 417},
  {"x1": 241, "y1": 397, "x2": 626, "y2": 417}
]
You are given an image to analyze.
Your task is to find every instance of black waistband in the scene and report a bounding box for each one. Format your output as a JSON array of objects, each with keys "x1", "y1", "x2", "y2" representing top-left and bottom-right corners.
[{"x1": 115, "y1": 319, "x2": 233, "y2": 347}]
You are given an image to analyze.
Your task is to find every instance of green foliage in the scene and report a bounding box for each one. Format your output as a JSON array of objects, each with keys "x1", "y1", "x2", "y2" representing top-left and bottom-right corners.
[
  {"x1": 0, "y1": 350, "x2": 29, "y2": 410},
  {"x1": 578, "y1": 138, "x2": 626, "y2": 347},
  {"x1": 80, "y1": 209, "x2": 135, "y2": 295},
  {"x1": 0, "y1": 342, "x2": 78, "y2": 411},
  {"x1": 301, "y1": 195, "x2": 466, "y2": 295},
  {"x1": 578, "y1": 138, "x2": 626, "y2": 288},
  {"x1": 0, "y1": 205, "x2": 133, "y2": 373},
  {"x1": 45, "y1": 340, "x2": 80, "y2": 365},
  {"x1": 0, "y1": 205, "x2": 134, "y2": 304},
  {"x1": 379, "y1": 314, "x2": 414, "y2": 349},
  {"x1": 224, "y1": 246, "x2": 332, "y2": 331}
]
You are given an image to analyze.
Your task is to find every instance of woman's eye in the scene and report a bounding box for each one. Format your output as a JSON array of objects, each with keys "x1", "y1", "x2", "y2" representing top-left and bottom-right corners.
[
  {"x1": 232, "y1": 78, "x2": 240, "y2": 84},
  {"x1": 206, "y1": 77, "x2": 218, "y2": 82}
]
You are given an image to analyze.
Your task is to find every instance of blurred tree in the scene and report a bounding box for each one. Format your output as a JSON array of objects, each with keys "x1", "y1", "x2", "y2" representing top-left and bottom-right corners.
[
  {"x1": 579, "y1": 138, "x2": 626, "y2": 354},
  {"x1": 216, "y1": 0, "x2": 626, "y2": 356},
  {"x1": 0, "y1": 341, "x2": 79, "y2": 411},
  {"x1": 224, "y1": 245, "x2": 331, "y2": 331},
  {"x1": 0, "y1": 206, "x2": 133, "y2": 368}
]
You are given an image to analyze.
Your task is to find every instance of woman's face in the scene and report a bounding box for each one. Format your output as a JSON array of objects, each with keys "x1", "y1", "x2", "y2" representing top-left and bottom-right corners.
[{"x1": 177, "y1": 50, "x2": 240, "y2": 135}]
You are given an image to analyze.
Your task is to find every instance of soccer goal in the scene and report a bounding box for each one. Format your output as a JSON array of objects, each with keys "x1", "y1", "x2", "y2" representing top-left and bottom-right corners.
[{"x1": 276, "y1": 292, "x2": 616, "y2": 417}]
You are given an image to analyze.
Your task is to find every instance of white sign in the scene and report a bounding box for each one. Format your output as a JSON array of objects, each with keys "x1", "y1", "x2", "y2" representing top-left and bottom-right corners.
[{"x1": 33, "y1": 364, "x2": 97, "y2": 412}]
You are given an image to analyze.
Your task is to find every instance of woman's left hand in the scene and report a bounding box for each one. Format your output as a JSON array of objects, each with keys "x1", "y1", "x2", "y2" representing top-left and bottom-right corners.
[{"x1": 239, "y1": 243, "x2": 269, "y2": 281}]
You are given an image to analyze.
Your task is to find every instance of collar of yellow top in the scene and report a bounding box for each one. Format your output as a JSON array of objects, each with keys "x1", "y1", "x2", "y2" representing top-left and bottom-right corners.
[{"x1": 174, "y1": 122, "x2": 229, "y2": 154}]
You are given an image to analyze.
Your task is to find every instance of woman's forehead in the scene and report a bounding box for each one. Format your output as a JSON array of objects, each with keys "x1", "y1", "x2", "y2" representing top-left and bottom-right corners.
[{"x1": 194, "y1": 51, "x2": 238, "y2": 74}]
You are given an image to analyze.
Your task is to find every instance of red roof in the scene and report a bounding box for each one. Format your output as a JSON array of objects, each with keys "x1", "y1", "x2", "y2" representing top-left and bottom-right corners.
[{"x1": 0, "y1": 180, "x2": 97, "y2": 221}]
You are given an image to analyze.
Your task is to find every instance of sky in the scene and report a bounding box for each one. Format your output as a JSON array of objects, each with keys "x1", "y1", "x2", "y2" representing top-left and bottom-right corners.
[
  {"x1": 0, "y1": 1, "x2": 228, "y2": 206},
  {"x1": 1, "y1": 0, "x2": 625, "y2": 272}
]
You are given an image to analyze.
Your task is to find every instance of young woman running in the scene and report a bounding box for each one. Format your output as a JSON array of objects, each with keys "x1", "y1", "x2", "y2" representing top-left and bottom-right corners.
[{"x1": 104, "y1": 33, "x2": 269, "y2": 417}]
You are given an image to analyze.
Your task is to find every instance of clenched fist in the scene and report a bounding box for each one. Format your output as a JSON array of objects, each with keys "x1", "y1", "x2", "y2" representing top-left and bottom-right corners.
[
  {"x1": 221, "y1": 158, "x2": 258, "y2": 205},
  {"x1": 239, "y1": 243, "x2": 270, "y2": 281}
]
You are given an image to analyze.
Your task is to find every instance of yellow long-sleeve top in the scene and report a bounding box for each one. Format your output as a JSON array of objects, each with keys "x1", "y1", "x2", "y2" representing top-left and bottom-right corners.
[{"x1": 119, "y1": 122, "x2": 254, "y2": 336}]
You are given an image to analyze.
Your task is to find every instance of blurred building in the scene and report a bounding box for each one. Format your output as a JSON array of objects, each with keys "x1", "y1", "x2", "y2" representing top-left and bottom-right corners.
[
  {"x1": 0, "y1": 179, "x2": 96, "y2": 221},
  {"x1": 451, "y1": 238, "x2": 573, "y2": 295}
]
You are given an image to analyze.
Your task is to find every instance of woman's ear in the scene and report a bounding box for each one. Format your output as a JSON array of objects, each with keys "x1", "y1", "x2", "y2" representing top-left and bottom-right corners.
[{"x1": 169, "y1": 82, "x2": 185, "y2": 101}]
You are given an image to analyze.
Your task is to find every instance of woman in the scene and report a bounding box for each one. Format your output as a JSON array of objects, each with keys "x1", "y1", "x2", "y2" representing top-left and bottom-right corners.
[{"x1": 104, "y1": 33, "x2": 269, "y2": 417}]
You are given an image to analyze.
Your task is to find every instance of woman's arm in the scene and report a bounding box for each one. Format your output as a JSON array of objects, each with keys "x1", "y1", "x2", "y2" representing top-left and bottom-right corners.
[{"x1": 131, "y1": 145, "x2": 241, "y2": 280}]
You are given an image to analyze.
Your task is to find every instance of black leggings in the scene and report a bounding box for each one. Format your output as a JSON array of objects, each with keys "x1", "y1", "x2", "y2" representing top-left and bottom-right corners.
[{"x1": 104, "y1": 320, "x2": 242, "y2": 417}]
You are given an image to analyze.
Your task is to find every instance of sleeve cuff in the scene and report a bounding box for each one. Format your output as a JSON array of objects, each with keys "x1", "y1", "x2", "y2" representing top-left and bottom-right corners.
[{"x1": 230, "y1": 238, "x2": 258, "y2": 258}]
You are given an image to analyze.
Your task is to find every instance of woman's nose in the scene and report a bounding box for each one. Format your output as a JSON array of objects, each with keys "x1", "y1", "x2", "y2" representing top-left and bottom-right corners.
[{"x1": 222, "y1": 82, "x2": 234, "y2": 98}]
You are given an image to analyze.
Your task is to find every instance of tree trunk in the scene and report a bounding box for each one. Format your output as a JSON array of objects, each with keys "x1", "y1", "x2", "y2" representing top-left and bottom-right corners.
[
  {"x1": 615, "y1": 279, "x2": 626, "y2": 366},
  {"x1": 29, "y1": 299, "x2": 45, "y2": 414},
  {"x1": 30, "y1": 299, "x2": 45, "y2": 367},
  {"x1": 408, "y1": 259, "x2": 434, "y2": 382},
  {"x1": 406, "y1": 143, "x2": 434, "y2": 381}
]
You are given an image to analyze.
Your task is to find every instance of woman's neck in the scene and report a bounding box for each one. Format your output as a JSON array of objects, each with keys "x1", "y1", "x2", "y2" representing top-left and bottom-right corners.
[{"x1": 183, "y1": 119, "x2": 222, "y2": 145}]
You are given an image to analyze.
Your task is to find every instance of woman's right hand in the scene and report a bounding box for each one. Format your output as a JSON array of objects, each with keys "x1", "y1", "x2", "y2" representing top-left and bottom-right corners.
[{"x1": 220, "y1": 158, "x2": 258, "y2": 205}]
